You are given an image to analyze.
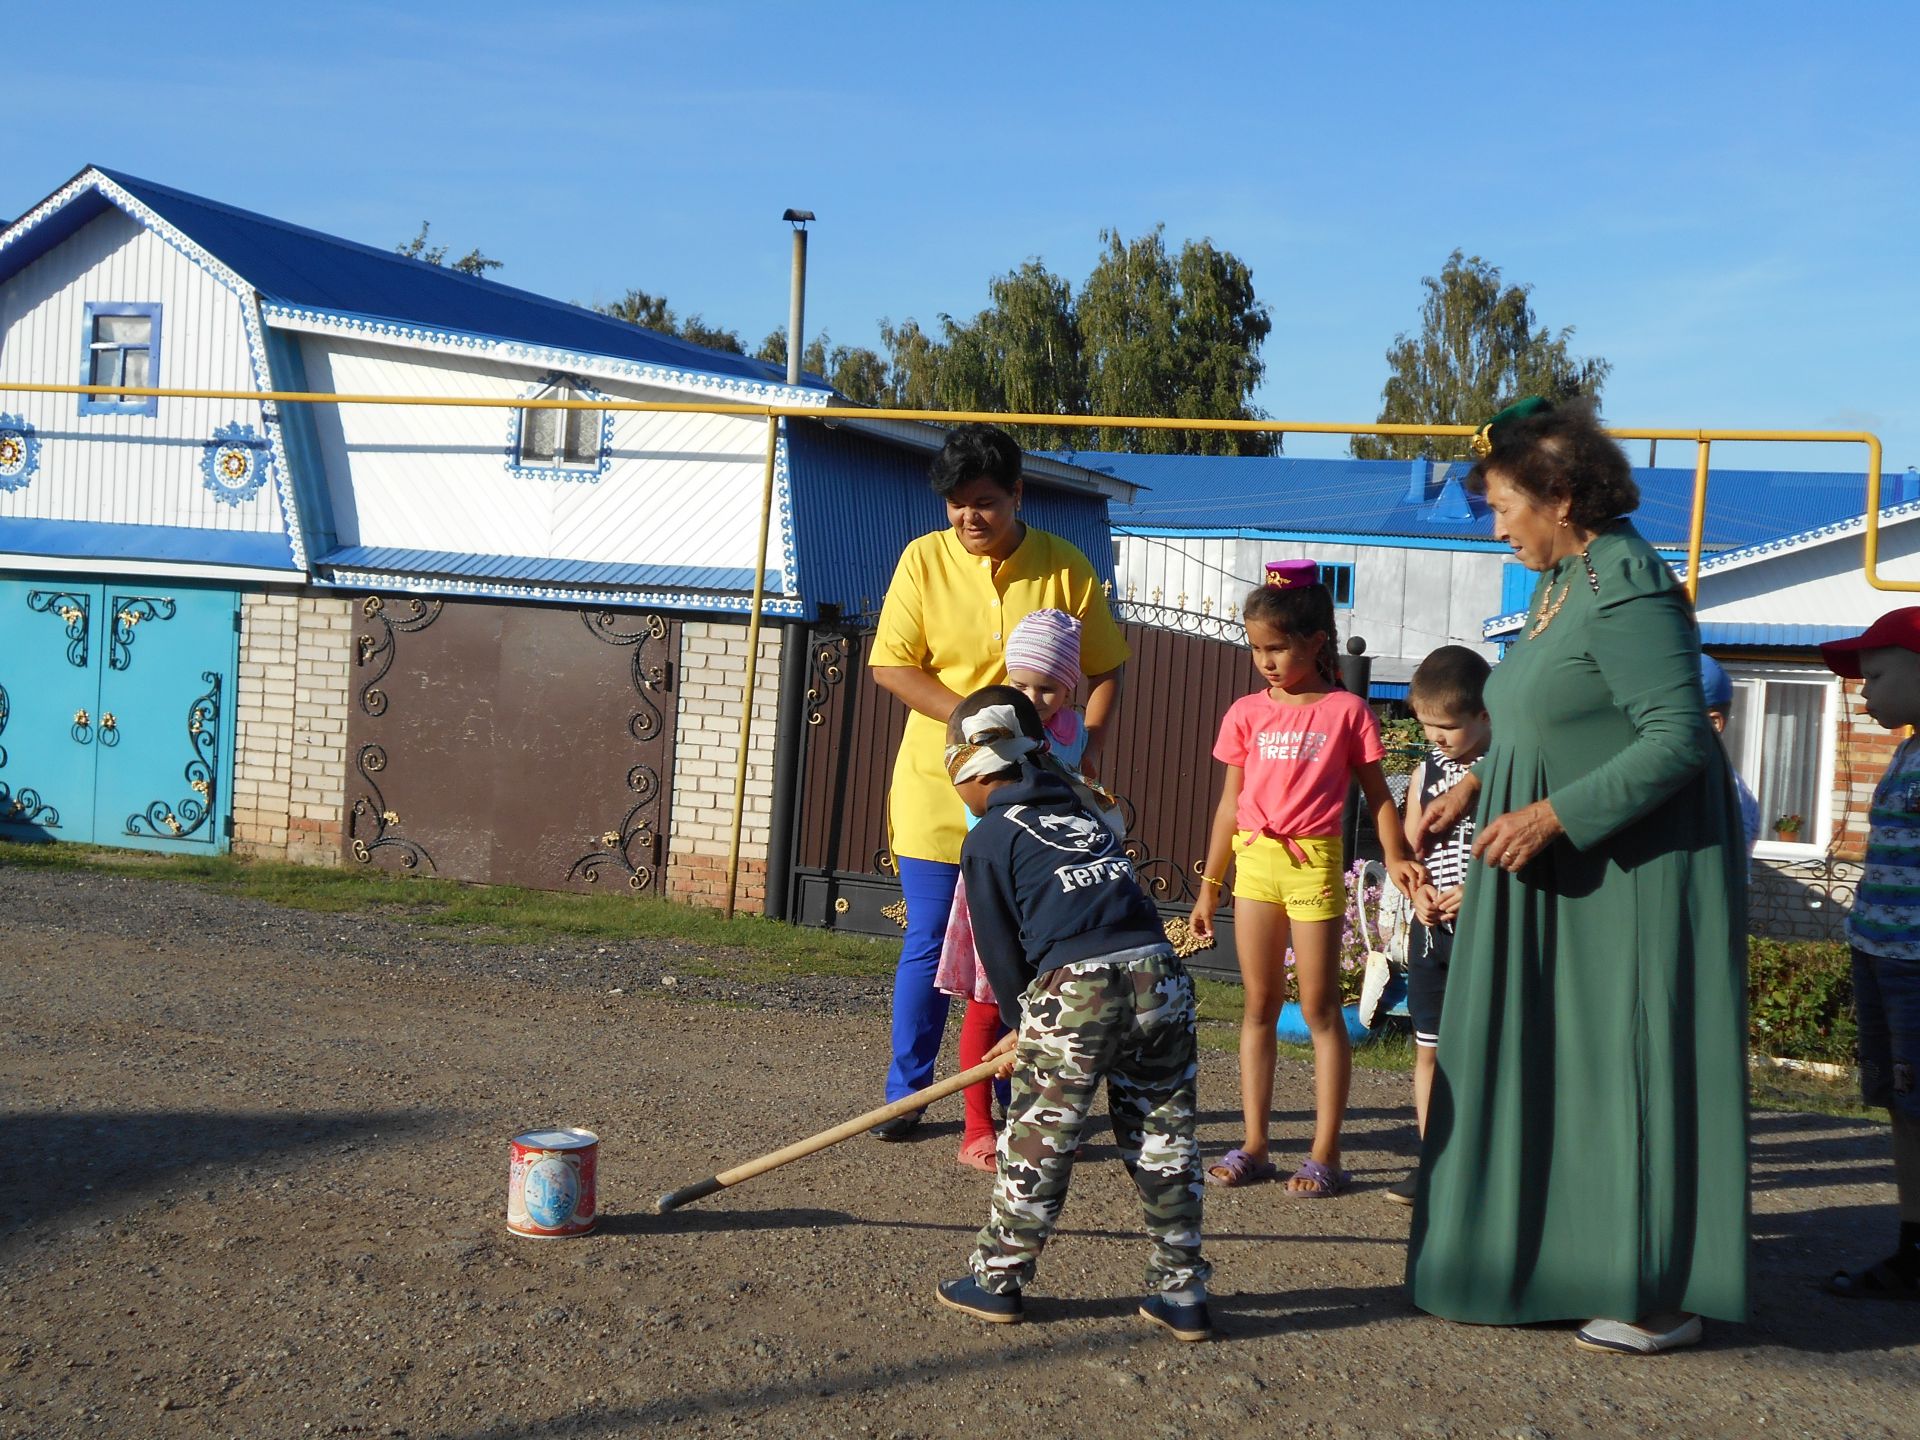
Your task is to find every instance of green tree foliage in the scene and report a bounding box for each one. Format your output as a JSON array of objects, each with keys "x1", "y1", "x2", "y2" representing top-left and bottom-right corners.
[
  {"x1": 395, "y1": 222, "x2": 502, "y2": 278},
  {"x1": 755, "y1": 328, "x2": 889, "y2": 405},
  {"x1": 1353, "y1": 250, "x2": 1611, "y2": 460},
  {"x1": 593, "y1": 288, "x2": 747, "y2": 355},
  {"x1": 878, "y1": 228, "x2": 1275, "y2": 453}
]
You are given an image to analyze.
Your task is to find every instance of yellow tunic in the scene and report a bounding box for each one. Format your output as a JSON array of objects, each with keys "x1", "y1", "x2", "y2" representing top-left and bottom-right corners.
[{"x1": 872, "y1": 526, "x2": 1129, "y2": 864}]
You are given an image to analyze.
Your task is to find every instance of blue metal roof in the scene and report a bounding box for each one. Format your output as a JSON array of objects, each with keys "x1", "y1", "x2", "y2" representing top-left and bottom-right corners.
[
  {"x1": 1068, "y1": 451, "x2": 1901, "y2": 552},
  {"x1": 4, "y1": 168, "x2": 802, "y2": 389},
  {"x1": 1699, "y1": 623, "x2": 1860, "y2": 649},
  {"x1": 315, "y1": 545, "x2": 779, "y2": 594}
]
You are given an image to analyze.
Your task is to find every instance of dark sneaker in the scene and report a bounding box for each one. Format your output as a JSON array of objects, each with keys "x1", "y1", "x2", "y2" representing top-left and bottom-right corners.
[
  {"x1": 1386, "y1": 1173, "x2": 1417, "y2": 1206},
  {"x1": 1138, "y1": 1292, "x2": 1212, "y2": 1342},
  {"x1": 870, "y1": 1109, "x2": 923, "y2": 1141},
  {"x1": 936, "y1": 1275, "x2": 1023, "y2": 1324}
]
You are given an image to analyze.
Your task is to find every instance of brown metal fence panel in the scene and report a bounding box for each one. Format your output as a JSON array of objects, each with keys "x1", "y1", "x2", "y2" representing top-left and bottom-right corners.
[{"x1": 342, "y1": 595, "x2": 677, "y2": 894}]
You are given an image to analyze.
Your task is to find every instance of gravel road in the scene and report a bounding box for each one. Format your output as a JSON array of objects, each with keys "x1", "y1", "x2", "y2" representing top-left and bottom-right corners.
[{"x1": 2, "y1": 864, "x2": 1915, "y2": 1439}]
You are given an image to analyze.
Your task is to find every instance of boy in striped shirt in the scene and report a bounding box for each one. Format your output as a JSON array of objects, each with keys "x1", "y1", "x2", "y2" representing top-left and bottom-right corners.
[
  {"x1": 1388, "y1": 646, "x2": 1493, "y2": 1206},
  {"x1": 1821, "y1": 610, "x2": 1920, "y2": 1301}
]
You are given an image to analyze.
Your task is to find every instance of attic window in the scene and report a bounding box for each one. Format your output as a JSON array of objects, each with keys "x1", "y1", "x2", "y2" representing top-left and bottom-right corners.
[
  {"x1": 516, "y1": 382, "x2": 605, "y2": 470},
  {"x1": 79, "y1": 303, "x2": 162, "y2": 417}
]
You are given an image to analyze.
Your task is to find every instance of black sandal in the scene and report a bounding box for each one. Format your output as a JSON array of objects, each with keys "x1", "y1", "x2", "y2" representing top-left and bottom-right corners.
[{"x1": 1826, "y1": 1258, "x2": 1920, "y2": 1302}]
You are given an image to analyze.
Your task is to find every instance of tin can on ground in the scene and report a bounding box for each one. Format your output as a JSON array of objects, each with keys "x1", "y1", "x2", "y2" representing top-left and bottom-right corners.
[{"x1": 507, "y1": 1128, "x2": 599, "y2": 1238}]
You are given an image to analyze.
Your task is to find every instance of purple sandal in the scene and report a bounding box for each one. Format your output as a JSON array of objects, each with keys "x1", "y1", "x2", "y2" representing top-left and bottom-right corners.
[
  {"x1": 1204, "y1": 1147, "x2": 1278, "y2": 1187},
  {"x1": 1287, "y1": 1158, "x2": 1352, "y2": 1198}
]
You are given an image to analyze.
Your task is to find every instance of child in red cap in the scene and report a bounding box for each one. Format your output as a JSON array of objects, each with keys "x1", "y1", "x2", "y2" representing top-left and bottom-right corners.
[{"x1": 1820, "y1": 607, "x2": 1920, "y2": 1300}]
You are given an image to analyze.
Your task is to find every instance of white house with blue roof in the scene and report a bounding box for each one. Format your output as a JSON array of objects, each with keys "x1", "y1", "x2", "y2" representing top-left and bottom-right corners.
[{"x1": 0, "y1": 165, "x2": 1127, "y2": 906}]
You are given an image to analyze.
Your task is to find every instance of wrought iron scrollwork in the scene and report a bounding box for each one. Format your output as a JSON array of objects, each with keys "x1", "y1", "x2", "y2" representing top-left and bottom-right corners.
[
  {"x1": 126, "y1": 673, "x2": 219, "y2": 839},
  {"x1": 108, "y1": 596, "x2": 177, "y2": 670},
  {"x1": 804, "y1": 633, "x2": 851, "y2": 725},
  {"x1": 27, "y1": 591, "x2": 91, "y2": 668},
  {"x1": 0, "y1": 682, "x2": 8, "y2": 767},
  {"x1": 355, "y1": 595, "x2": 443, "y2": 717},
  {"x1": 1750, "y1": 852, "x2": 1858, "y2": 942},
  {"x1": 0, "y1": 784, "x2": 59, "y2": 828},
  {"x1": 570, "y1": 610, "x2": 671, "y2": 890},
  {"x1": 348, "y1": 743, "x2": 435, "y2": 871},
  {"x1": 1112, "y1": 592, "x2": 1249, "y2": 642}
]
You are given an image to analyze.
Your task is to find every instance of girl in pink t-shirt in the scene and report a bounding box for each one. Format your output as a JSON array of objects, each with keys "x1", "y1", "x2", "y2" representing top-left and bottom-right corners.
[{"x1": 1190, "y1": 574, "x2": 1425, "y2": 1196}]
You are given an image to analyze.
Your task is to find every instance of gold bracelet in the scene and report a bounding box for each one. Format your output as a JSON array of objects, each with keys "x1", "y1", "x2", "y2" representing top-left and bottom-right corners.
[{"x1": 1200, "y1": 873, "x2": 1226, "y2": 888}]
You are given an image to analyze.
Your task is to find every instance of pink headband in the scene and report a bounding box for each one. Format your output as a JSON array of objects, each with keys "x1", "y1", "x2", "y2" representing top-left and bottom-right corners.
[{"x1": 1005, "y1": 608, "x2": 1082, "y2": 690}]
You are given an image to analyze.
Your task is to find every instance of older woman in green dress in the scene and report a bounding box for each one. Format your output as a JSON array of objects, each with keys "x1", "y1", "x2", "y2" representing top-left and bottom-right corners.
[{"x1": 1409, "y1": 398, "x2": 1748, "y2": 1355}]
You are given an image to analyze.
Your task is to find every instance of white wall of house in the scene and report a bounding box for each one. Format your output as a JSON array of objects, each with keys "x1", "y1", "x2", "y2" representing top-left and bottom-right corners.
[
  {"x1": 1114, "y1": 532, "x2": 1504, "y2": 668},
  {"x1": 0, "y1": 208, "x2": 280, "y2": 539},
  {"x1": 293, "y1": 334, "x2": 792, "y2": 586},
  {"x1": 1695, "y1": 508, "x2": 1920, "y2": 625}
]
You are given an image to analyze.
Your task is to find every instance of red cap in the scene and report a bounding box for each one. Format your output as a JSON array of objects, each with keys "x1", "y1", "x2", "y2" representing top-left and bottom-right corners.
[{"x1": 1819, "y1": 608, "x2": 1920, "y2": 678}]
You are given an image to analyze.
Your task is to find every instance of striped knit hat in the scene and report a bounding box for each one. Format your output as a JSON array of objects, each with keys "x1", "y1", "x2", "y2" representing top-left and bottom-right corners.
[{"x1": 1005, "y1": 608, "x2": 1082, "y2": 690}]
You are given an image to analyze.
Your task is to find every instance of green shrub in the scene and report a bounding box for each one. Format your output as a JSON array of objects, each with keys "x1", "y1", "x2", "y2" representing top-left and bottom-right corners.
[{"x1": 1748, "y1": 937, "x2": 1855, "y2": 1066}]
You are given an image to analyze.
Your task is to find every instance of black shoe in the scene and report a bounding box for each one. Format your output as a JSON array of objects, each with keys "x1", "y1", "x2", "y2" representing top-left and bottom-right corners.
[
  {"x1": 1138, "y1": 1292, "x2": 1211, "y2": 1342},
  {"x1": 871, "y1": 1109, "x2": 923, "y2": 1141},
  {"x1": 937, "y1": 1275, "x2": 1023, "y2": 1324},
  {"x1": 1386, "y1": 1173, "x2": 1417, "y2": 1207}
]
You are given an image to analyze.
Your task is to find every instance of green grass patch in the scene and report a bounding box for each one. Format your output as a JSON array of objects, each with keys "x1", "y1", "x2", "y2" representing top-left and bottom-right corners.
[{"x1": 0, "y1": 838, "x2": 896, "y2": 979}]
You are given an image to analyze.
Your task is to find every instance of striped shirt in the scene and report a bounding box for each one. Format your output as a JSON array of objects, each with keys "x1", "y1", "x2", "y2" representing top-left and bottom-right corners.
[
  {"x1": 1848, "y1": 736, "x2": 1920, "y2": 960},
  {"x1": 1416, "y1": 749, "x2": 1479, "y2": 895}
]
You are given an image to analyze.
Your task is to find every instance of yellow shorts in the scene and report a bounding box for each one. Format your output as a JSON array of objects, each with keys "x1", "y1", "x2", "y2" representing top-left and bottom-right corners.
[{"x1": 1231, "y1": 834, "x2": 1345, "y2": 921}]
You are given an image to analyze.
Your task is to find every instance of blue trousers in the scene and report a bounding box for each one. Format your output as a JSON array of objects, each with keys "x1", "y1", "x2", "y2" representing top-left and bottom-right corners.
[{"x1": 887, "y1": 858, "x2": 959, "y2": 1102}]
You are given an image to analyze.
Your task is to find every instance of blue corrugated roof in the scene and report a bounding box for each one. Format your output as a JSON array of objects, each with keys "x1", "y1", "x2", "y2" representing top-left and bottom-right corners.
[
  {"x1": 1069, "y1": 451, "x2": 1896, "y2": 551},
  {"x1": 316, "y1": 545, "x2": 779, "y2": 594},
  {"x1": 10, "y1": 168, "x2": 802, "y2": 389},
  {"x1": 1699, "y1": 623, "x2": 1860, "y2": 649}
]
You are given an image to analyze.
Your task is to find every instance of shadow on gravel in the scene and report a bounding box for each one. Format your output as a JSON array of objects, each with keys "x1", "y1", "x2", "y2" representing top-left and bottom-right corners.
[
  {"x1": 1749, "y1": 1110, "x2": 1890, "y2": 1192},
  {"x1": 1751, "y1": 1201, "x2": 1920, "y2": 1353},
  {"x1": 600, "y1": 1206, "x2": 857, "y2": 1236},
  {"x1": 0, "y1": 1108, "x2": 440, "y2": 1240}
]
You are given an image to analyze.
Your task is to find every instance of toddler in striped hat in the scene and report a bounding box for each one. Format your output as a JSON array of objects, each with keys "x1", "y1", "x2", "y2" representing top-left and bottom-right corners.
[{"x1": 1003, "y1": 607, "x2": 1090, "y2": 775}]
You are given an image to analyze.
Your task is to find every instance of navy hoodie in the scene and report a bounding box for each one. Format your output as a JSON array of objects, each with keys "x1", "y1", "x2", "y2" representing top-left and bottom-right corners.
[{"x1": 959, "y1": 765, "x2": 1170, "y2": 1031}]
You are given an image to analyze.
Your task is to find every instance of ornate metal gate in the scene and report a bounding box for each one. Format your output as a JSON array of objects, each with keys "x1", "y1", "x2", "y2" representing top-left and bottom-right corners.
[
  {"x1": 343, "y1": 595, "x2": 678, "y2": 893},
  {"x1": 0, "y1": 575, "x2": 237, "y2": 851}
]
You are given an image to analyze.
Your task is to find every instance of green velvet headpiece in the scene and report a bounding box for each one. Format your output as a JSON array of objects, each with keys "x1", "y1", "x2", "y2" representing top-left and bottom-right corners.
[{"x1": 1470, "y1": 396, "x2": 1554, "y2": 459}]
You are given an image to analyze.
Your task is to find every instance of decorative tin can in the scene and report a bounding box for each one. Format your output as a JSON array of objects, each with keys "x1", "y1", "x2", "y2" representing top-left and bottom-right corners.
[{"x1": 507, "y1": 1128, "x2": 599, "y2": 1238}]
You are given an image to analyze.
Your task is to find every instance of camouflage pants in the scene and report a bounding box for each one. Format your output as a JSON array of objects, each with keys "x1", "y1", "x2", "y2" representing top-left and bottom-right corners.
[{"x1": 970, "y1": 950, "x2": 1208, "y2": 1296}]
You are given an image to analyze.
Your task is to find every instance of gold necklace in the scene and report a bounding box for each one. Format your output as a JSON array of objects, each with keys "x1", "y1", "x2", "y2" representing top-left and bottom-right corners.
[{"x1": 1528, "y1": 582, "x2": 1570, "y2": 638}]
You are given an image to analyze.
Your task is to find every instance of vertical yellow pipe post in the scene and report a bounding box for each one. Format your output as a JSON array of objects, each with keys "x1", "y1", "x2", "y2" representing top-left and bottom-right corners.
[
  {"x1": 724, "y1": 413, "x2": 782, "y2": 921},
  {"x1": 1684, "y1": 437, "x2": 1713, "y2": 600},
  {"x1": 1864, "y1": 436, "x2": 1886, "y2": 586}
]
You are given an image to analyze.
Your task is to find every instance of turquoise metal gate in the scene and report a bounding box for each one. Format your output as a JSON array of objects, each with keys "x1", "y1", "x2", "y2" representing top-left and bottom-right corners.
[{"x1": 0, "y1": 575, "x2": 238, "y2": 851}]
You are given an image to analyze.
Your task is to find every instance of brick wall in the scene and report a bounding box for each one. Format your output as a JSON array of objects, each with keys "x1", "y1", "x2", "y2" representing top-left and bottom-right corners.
[
  {"x1": 232, "y1": 591, "x2": 354, "y2": 865},
  {"x1": 1832, "y1": 677, "x2": 1897, "y2": 863},
  {"x1": 666, "y1": 620, "x2": 782, "y2": 912}
]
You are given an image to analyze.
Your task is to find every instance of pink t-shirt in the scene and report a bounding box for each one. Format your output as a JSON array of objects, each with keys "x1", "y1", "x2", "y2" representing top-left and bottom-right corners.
[{"x1": 1213, "y1": 689, "x2": 1384, "y2": 838}]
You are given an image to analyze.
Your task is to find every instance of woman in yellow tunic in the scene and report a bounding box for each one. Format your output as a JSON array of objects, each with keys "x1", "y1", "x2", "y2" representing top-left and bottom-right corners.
[
  {"x1": 867, "y1": 424, "x2": 1129, "y2": 1131},
  {"x1": 1409, "y1": 399, "x2": 1748, "y2": 1354}
]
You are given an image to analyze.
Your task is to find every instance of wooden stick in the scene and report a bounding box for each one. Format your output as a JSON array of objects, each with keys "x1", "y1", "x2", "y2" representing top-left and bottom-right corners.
[{"x1": 654, "y1": 1057, "x2": 1003, "y2": 1213}]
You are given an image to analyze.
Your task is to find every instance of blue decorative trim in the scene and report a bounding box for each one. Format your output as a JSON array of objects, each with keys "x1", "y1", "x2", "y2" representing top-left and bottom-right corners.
[
  {"x1": 1696, "y1": 497, "x2": 1920, "y2": 576},
  {"x1": 78, "y1": 301, "x2": 163, "y2": 417},
  {"x1": 199, "y1": 422, "x2": 272, "y2": 506},
  {"x1": 311, "y1": 565, "x2": 809, "y2": 618},
  {"x1": 505, "y1": 373, "x2": 614, "y2": 482},
  {"x1": 260, "y1": 302, "x2": 830, "y2": 410},
  {"x1": 1118, "y1": 525, "x2": 1698, "y2": 564},
  {"x1": 0, "y1": 413, "x2": 39, "y2": 491},
  {"x1": 0, "y1": 516, "x2": 299, "y2": 569},
  {"x1": 773, "y1": 420, "x2": 800, "y2": 597}
]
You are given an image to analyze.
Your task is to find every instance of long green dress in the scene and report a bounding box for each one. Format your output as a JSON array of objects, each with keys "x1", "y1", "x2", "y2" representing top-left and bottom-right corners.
[{"x1": 1408, "y1": 522, "x2": 1749, "y2": 1325}]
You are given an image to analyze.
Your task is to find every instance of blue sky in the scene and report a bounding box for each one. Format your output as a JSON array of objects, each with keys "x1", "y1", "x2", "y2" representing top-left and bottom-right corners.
[{"x1": 7, "y1": 2, "x2": 1914, "y2": 476}]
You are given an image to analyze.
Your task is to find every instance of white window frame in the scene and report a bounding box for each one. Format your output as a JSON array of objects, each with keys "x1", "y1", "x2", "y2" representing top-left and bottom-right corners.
[
  {"x1": 513, "y1": 380, "x2": 606, "y2": 474},
  {"x1": 1723, "y1": 660, "x2": 1838, "y2": 860}
]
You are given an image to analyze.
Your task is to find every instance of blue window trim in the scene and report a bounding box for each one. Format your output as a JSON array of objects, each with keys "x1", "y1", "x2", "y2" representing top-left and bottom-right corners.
[
  {"x1": 505, "y1": 372, "x2": 613, "y2": 482},
  {"x1": 78, "y1": 301, "x2": 163, "y2": 417},
  {"x1": 1320, "y1": 560, "x2": 1355, "y2": 608}
]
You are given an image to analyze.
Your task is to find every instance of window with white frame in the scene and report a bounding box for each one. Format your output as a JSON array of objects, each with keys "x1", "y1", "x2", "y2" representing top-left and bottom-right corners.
[
  {"x1": 79, "y1": 302, "x2": 162, "y2": 416},
  {"x1": 1720, "y1": 662, "x2": 1838, "y2": 852},
  {"x1": 515, "y1": 381, "x2": 605, "y2": 471}
]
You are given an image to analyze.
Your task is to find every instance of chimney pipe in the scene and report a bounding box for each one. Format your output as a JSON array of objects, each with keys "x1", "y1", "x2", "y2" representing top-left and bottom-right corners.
[{"x1": 782, "y1": 209, "x2": 814, "y2": 386}]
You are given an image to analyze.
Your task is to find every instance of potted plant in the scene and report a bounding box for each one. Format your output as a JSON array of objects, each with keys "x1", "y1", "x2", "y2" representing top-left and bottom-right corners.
[{"x1": 1773, "y1": 813, "x2": 1804, "y2": 843}]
